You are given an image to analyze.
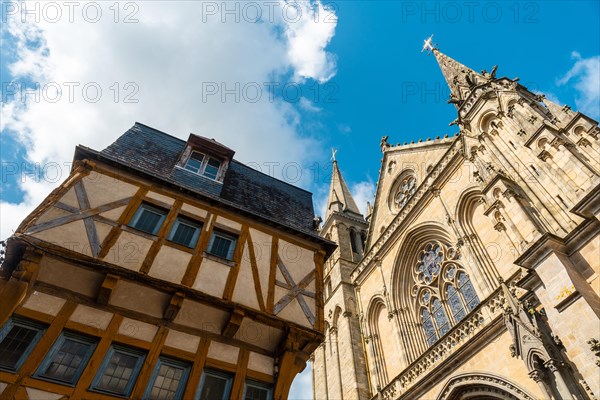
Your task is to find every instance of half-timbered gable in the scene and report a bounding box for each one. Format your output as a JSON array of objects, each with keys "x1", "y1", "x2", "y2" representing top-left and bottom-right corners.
[{"x1": 0, "y1": 122, "x2": 334, "y2": 400}]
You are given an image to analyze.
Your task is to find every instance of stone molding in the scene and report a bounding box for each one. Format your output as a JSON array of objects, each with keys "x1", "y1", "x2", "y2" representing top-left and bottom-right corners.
[
  {"x1": 436, "y1": 372, "x2": 537, "y2": 400},
  {"x1": 375, "y1": 288, "x2": 506, "y2": 399}
]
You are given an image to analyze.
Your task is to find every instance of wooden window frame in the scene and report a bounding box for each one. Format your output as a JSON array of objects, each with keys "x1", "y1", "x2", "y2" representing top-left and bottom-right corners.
[
  {"x1": 195, "y1": 369, "x2": 233, "y2": 400},
  {"x1": 243, "y1": 379, "x2": 273, "y2": 400},
  {"x1": 167, "y1": 216, "x2": 203, "y2": 248},
  {"x1": 90, "y1": 344, "x2": 146, "y2": 397},
  {"x1": 206, "y1": 229, "x2": 238, "y2": 261},
  {"x1": 129, "y1": 203, "x2": 168, "y2": 235},
  {"x1": 34, "y1": 331, "x2": 98, "y2": 386},
  {"x1": 0, "y1": 317, "x2": 46, "y2": 372},
  {"x1": 184, "y1": 151, "x2": 223, "y2": 181},
  {"x1": 144, "y1": 356, "x2": 192, "y2": 400}
]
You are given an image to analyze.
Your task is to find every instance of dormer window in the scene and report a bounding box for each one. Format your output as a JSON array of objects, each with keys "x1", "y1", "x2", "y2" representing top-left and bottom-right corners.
[
  {"x1": 184, "y1": 151, "x2": 222, "y2": 180},
  {"x1": 204, "y1": 157, "x2": 221, "y2": 180},
  {"x1": 176, "y1": 134, "x2": 235, "y2": 184}
]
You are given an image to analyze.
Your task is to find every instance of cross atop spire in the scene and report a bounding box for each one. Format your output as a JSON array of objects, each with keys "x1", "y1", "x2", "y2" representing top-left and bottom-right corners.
[{"x1": 421, "y1": 34, "x2": 437, "y2": 54}]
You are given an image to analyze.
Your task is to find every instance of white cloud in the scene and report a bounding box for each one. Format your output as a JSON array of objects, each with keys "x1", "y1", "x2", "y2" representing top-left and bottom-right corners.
[
  {"x1": 0, "y1": 0, "x2": 338, "y2": 239},
  {"x1": 281, "y1": 0, "x2": 338, "y2": 83},
  {"x1": 314, "y1": 176, "x2": 375, "y2": 224},
  {"x1": 351, "y1": 179, "x2": 375, "y2": 216},
  {"x1": 299, "y1": 96, "x2": 322, "y2": 113},
  {"x1": 557, "y1": 52, "x2": 600, "y2": 118},
  {"x1": 338, "y1": 123, "x2": 352, "y2": 134}
]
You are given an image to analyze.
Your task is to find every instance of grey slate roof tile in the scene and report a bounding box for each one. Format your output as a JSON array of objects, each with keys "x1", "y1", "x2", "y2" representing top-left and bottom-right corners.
[{"x1": 101, "y1": 123, "x2": 316, "y2": 235}]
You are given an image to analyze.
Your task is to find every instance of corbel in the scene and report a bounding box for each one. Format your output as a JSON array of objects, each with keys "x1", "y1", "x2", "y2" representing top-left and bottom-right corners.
[{"x1": 97, "y1": 274, "x2": 119, "y2": 305}]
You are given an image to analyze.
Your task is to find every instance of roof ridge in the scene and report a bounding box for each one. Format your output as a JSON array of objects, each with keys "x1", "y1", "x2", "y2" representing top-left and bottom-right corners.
[{"x1": 133, "y1": 121, "x2": 186, "y2": 144}]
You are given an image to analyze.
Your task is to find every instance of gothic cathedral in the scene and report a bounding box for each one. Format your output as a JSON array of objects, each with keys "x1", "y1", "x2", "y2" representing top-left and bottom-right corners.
[{"x1": 313, "y1": 47, "x2": 600, "y2": 399}]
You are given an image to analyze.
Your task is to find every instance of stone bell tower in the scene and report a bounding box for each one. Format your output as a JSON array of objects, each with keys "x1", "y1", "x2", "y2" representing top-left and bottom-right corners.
[{"x1": 311, "y1": 157, "x2": 371, "y2": 400}]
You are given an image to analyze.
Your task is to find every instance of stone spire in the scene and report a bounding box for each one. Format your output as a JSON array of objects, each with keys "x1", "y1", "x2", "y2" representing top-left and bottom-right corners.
[
  {"x1": 325, "y1": 160, "x2": 362, "y2": 221},
  {"x1": 431, "y1": 48, "x2": 487, "y2": 104}
]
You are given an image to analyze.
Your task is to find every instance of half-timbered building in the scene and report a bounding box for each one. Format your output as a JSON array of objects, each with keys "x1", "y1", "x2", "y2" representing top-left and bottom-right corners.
[{"x1": 0, "y1": 122, "x2": 334, "y2": 400}]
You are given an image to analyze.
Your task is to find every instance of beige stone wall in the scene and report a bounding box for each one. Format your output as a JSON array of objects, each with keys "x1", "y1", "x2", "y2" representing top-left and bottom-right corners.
[{"x1": 418, "y1": 330, "x2": 547, "y2": 399}]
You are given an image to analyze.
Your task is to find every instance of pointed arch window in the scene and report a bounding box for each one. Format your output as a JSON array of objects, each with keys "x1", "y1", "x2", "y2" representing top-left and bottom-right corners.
[{"x1": 412, "y1": 241, "x2": 481, "y2": 347}]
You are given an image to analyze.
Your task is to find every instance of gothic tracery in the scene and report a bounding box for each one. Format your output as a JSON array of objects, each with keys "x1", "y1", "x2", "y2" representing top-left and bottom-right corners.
[
  {"x1": 412, "y1": 241, "x2": 480, "y2": 345},
  {"x1": 391, "y1": 173, "x2": 417, "y2": 211}
]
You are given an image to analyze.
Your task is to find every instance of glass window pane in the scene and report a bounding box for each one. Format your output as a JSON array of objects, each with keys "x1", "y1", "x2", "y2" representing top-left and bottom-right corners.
[
  {"x1": 432, "y1": 298, "x2": 450, "y2": 336},
  {"x1": 148, "y1": 360, "x2": 189, "y2": 400},
  {"x1": 203, "y1": 158, "x2": 221, "y2": 180},
  {"x1": 39, "y1": 336, "x2": 95, "y2": 383},
  {"x1": 458, "y1": 272, "x2": 480, "y2": 311},
  {"x1": 208, "y1": 232, "x2": 237, "y2": 260},
  {"x1": 95, "y1": 349, "x2": 143, "y2": 395},
  {"x1": 199, "y1": 372, "x2": 232, "y2": 400},
  {"x1": 184, "y1": 153, "x2": 204, "y2": 173},
  {"x1": 170, "y1": 219, "x2": 200, "y2": 248},
  {"x1": 421, "y1": 308, "x2": 437, "y2": 346},
  {"x1": 244, "y1": 383, "x2": 271, "y2": 400},
  {"x1": 0, "y1": 324, "x2": 40, "y2": 371},
  {"x1": 136, "y1": 209, "x2": 162, "y2": 234},
  {"x1": 446, "y1": 285, "x2": 466, "y2": 323}
]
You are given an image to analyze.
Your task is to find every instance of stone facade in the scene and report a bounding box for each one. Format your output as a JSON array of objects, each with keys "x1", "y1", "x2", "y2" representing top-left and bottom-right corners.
[{"x1": 313, "y1": 48, "x2": 600, "y2": 400}]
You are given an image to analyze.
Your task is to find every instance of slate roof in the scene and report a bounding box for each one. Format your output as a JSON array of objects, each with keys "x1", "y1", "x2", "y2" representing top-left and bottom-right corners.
[{"x1": 82, "y1": 122, "x2": 322, "y2": 240}]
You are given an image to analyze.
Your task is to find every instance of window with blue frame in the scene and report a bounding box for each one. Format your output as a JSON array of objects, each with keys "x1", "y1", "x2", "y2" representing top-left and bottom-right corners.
[
  {"x1": 90, "y1": 345, "x2": 146, "y2": 396},
  {"x1": 206, "y1": 230, "x2": 238, "y2": 261},
  {"x1": 144, "y1": 356, "x2": 191, "y2": 400},
  {"x1": 0, "y1": 317, "x2": 46, "y2": 372},
  {"x1": 129, "y1": 203, "x2": 167, "y2": 235},
  {"x1": 196, "y1": 369, "x2": 233, "y2": 400},
  {"x1": 35, "y1": 331, "x2": 97, "y2": 385},
  {"x1": 243, "y1": 380, "x2": 273, "y2": 400},
  {"x1": 168, "y1": 217, "x2": 202, "y2": 248}
]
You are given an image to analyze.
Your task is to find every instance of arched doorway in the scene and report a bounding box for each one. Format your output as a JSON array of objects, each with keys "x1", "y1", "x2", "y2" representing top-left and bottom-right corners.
[{"x1": 437, "y1": 373, "x2": 537, "y2": 400}]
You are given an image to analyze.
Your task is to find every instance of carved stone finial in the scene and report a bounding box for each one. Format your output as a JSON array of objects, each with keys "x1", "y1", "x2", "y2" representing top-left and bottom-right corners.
[
  {"x1": 529, "y1": 369, "x2": 545, "y2": 383},
  {"x1": 380, "y1": 135, "x2": 390, "y2": 151},
  {"x1": 509, "y1": 343, "x2": 517, "y2": 358}
]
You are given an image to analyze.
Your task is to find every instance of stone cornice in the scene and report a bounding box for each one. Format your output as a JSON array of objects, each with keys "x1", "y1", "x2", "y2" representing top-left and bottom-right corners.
[
  {"x1": 515, "y1": 217, "x2": 600, "y2": 269},
  {"x1": 353, "y1": 137, "x2": 464, "y2": 284},
  {"x1": 571, "y1": 182, "x2": 600, "y2": 219},
  {"x1": 320, "y1": 210, "x2": 368, "y2": 234}
]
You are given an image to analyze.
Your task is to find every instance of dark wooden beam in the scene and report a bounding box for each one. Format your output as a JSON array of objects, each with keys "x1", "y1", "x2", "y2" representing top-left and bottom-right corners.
[
  {"x1": 222, "y1": 308, "x2": 245, "y2": 338},
  {"x1": 97, "y1": 274, "x2": 119, "y2": 305},
  {"x1": 164, "y1": 292, "x2": 185, "y2": 321}
]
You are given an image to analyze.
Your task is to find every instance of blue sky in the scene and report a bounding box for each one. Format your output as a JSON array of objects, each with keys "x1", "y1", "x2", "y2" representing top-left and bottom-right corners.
[{"x1": 1, "y1": 0, "x2": 599, "y2": 397}]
